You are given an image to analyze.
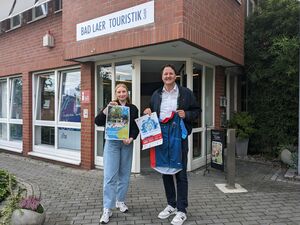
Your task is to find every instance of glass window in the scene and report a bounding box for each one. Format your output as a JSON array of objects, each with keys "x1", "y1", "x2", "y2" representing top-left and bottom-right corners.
[
  {"x1": 97, "y1": 64, "x2": 112, "y2": 112},
  {"x1": 10, "y1": 15, "x2": 21, "y2": 29},
  {"x1": 58, "y1": 128, "x2": 80, "y2": 150},
  {"x1": 10, "y1": 78, "x2": 22, "y2": 119},
  {"x1": 34, "y1": 69, "x2": 81, "y2": 153},
  {"x1": 0, "y1": 123, "x2": 7, "y2": 140},
  {"x1": 33, "y1": 3, "x2": 48, "y2": 19},
  {"x1": 193, "y1": 132, "x2": 202, "y2": 158},
  {"x1": 205, "y1": 67, "x2": 213, "y2": 126},
  {"x1": 0, "y1": 77, "x2": 23, "y2": 146},
  {"x1": 59, "y1": 70, "x2": 81, "y2": 122},
  {"x1": 0, "y1": 80, "x2": 7, "y2": 118},
  {"x1": 54, "y1": 0, "x2": 62, "y2": 11},
  {"x1": 96, "y1": 131, "x2": 105, "y2": 157},
  {"x1": 35, "y1": 126, "x2": 55, "y2": 146},
  {"x1": 10, "y1": 124, "x2": 22, "y2": 141},
  {"x1": 36, "y1": 74, "x2": 55, "y2": 121},
  {"x1": 116, "y1": 61, "x2": 132, "y2": 101},
  {"x1": 192, "y1": 63, "x2": 202, "y2": 128}
]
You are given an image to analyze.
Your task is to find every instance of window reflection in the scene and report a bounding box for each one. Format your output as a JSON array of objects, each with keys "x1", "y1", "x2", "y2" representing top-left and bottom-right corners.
[
  {"x1": 11, "y1": 78, "x2": 22, "y2": 119},
  {"x1": 36, "y1": 74, "x2": 55, "y2": 121},
  {"x1": 0, "y1": 123, "x2": 7, "y2": 140},
  {"x1": 10, "y1": 124, "x2": 22, "y2": 141},
  {"x1": 98, "y1": 65, "x2": 112, "y2": 112},
  {"x1": 35, "y1": 126, "x2": 55, "y2": 146},
  {"x1": 193, "y1": 132, "x2": 202, "y2": 158},
  {"x1": 0, "y1": 80, "x2": 7, "y2": 118},
  {"x1": 205, "y1": 67, "x2": 213, "y2": 126},
  {"x1": 59, "y1": 71, "x2": 81, "y2": 122},
  {"x1": 116, "y1": 61, "x2": 132, "y2": 101},
  {"x1": 192, "y1": 63, "x2": 202, "y2": 128}
]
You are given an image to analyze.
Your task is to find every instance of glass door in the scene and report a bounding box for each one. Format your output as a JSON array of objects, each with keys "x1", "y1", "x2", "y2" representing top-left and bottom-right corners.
[
  {"x1": 140, "y1": 59, "x2": 186, "y2": 172},
  {"x1": 95, "y1": 60, "x2": 133, "y2": 167}
]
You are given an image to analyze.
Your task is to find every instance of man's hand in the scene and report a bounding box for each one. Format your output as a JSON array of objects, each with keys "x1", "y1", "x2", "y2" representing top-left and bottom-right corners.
[{"x1": 176, "y1": 110, "x2": 186, "y2": 119}]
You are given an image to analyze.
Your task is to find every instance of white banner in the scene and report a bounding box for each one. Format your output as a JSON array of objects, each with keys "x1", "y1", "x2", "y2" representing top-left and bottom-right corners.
[
  {"x1": 76, "y1": 1, "x2": 154, "y2": 41},
  {"x1": 135, "y1": 112, "x2": 162, "y2": 150}
]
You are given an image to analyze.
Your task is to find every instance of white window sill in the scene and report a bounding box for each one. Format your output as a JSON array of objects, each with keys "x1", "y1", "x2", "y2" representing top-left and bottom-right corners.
[{"x1": 30, "y1": 147, "x2": 81, "y2": 165}]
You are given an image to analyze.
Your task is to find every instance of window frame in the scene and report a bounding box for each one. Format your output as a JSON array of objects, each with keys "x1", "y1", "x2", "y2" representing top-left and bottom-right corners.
[
  {"x1": 32, "y1": 2, "x2": 48, "y2": 21},
  {"x1": 0, "y1": 76, "x2": 23, "y2": 152},
  {"x1": 32, "y1": 66, "x2": 81, "y2": 164},
  {"x1": 9, "y1": 14, "x2": 22, "y2": 30},
  {"x1": 54, "y1": 0, "x2": 63, "y2": 13}
]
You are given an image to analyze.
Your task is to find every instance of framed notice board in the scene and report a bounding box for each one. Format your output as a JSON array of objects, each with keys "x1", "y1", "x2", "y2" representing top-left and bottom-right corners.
[{"x1": 211, "y1": 129, "x2": 225, "y2": 171}]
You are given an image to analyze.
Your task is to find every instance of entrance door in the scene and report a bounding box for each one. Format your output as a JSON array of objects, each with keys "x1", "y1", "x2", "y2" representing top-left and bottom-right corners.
[
  {"x1": 140, "y1": 60, "x2": 186, "y2": 172},
  {"x1": 94, "y1": 60, "x2": 133, "y2": 167}
]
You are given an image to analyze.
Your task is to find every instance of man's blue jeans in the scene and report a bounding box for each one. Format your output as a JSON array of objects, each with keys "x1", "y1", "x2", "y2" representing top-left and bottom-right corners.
[
  {"x1": 162, "y1": 139, "x2": 188, "y2": 213},
  {"x1": 103, "y1": 140, "x2": 133, "y2": 209}
]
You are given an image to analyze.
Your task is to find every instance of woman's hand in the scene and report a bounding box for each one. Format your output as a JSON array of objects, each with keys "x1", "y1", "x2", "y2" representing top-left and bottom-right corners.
[
  {"x1": 103, "y1": 101, "x2": 118, "y2": 115},
  {"x1": 123, "y1": 137, "x2": 133, "y2": 145},
  {"x1": 143, "y1": 108, "x2": 152, "y2": 115}
]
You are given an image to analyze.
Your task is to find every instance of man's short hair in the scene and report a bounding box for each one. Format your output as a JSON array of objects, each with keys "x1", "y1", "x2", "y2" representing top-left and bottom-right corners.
[{"x1": 160, "y1": 64, "x2": 177, "y2": 75}]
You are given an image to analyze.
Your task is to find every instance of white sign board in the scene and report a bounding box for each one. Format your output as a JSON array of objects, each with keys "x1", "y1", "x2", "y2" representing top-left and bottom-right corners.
[
  {"x1": 76, "y1": 1, "x2": 154, "y2": 41},
  {"x1": 135, "y1": 112, "x2": 162, "y2": 150}
]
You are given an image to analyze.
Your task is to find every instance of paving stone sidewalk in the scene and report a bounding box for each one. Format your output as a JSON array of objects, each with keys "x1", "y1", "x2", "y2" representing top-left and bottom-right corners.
[{"x1": 0, "y1": 152, "x2": 300, "y2": 225}]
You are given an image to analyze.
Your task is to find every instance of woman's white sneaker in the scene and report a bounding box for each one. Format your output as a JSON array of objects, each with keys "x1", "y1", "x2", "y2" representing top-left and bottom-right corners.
[
  {"x1": 158, "y1": 205, "x2": 177, "y2": 219},
  {"x1": 171, "y1": 211, "x2": 187, "y2": 225},
  {"x1": 116, "y1": 201, "x2": 128, "y2": 213},
  {"x1": 100, "y1": 208, "x2": 112, "y2": 224}
]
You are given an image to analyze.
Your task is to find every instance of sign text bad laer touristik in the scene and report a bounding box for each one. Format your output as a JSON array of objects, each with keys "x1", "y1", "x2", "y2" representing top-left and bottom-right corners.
[{"x1": 76, "y1": 1, "x2": 154, "y2": 41}]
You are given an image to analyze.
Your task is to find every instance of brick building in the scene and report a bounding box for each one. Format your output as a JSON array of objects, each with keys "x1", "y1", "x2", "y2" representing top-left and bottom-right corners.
[{"x1": 0, "y1": 0, "x2": 245, "y2": 172}]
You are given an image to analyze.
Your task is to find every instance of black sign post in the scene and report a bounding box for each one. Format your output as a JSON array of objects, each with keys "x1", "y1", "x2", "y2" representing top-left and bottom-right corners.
[{"x1": 211, "y1": 129, "x2": 225, "y2": 171}]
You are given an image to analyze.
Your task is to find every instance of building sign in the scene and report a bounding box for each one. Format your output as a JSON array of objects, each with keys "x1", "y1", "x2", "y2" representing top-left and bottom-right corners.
[
  {"x1": 76, "y1": 1, "x2": 154, "y2": 41},
  {"x1": 81, "y1": 90, "x2": 90, "y2": 104}
]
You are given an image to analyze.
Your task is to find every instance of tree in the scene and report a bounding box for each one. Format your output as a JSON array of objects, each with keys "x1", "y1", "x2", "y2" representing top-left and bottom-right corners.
[{"x1": 245, "y1": 0, "x2": 300, "y2": 155}]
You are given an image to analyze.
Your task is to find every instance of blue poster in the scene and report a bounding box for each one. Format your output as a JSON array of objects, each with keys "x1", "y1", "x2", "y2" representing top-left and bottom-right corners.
[
  {"x1": 105, "y1": 105, "x2": 130, "y2": 140},
  {"x1": 60, "y1": 95, "x2": 81, "y2": 122}
]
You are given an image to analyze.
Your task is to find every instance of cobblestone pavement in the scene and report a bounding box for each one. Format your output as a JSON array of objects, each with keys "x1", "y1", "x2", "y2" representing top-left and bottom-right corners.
[{"x1": 0, "y1": 152, "x2": 299, "y2": 225}]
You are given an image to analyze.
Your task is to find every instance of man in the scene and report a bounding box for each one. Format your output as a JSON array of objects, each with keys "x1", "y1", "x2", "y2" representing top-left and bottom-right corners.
[{"x1": 144, "y1": 64, "x2": 201, "y2": 225}]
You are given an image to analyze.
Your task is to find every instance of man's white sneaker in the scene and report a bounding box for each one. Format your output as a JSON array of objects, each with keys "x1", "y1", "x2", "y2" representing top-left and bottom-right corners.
[
  {"x1": 171, "y1": 211, "x2": 187, "y2": 225},
  {"x1": 116, "y1": 201, "x2": 128, "y2": 213},
  {"x1": 158, "y1": 205, "x2": 177, "y2": 219},
  {"x1": 100, "y1": 208, "x2": 112, "y2": 224}
]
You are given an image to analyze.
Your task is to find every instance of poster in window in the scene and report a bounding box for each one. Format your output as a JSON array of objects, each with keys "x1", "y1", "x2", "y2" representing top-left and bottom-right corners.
[
  {"x1": 60, "y1": 95, "x2": 81, "y2": 122},
  {"x1": 105, "y1": 105, "x2": 130, "y2": 140},
  {"x1": 135, "y1": 112, "x2": 162, "y2": 150}
]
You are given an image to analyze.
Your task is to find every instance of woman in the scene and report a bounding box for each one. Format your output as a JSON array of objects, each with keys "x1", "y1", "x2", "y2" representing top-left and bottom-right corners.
[{"x1": 95, "y1": 83, "x2": 139, "y2": 224}]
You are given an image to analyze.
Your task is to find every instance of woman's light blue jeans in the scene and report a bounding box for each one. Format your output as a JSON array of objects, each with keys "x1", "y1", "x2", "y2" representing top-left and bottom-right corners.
[{"x1": 103, "y1": 140, "x2": 133, "y2": 209}]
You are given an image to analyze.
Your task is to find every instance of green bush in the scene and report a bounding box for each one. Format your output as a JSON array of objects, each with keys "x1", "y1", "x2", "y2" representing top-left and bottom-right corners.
[
  {"x1": 0, "y1": 169, "x2": 16, "y2": 202},
  {"x1": 228, "y1": 112, "x2": 256, "y2": 140},
  {"x1": 245, "y1": 0, "x2": 300, "y2": 154}
]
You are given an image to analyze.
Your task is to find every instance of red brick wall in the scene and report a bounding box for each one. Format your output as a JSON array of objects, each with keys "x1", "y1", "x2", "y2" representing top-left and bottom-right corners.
[
  {"x1": 0, "y1": 11, "x2": 76, "y2": 77},
  {"x1": 215, "y1": 66, "x2": 225, "y2": 129},
  {"x1": 63, "y1": 0, "x2": 184, "y2": 60},
  {"x1": 63, "y1": 0, "x2": 244, "y2": 65},
  {"x1": 183, "y1": 0, "x2": 244, "y2": 65},
  {"x1": 80, "y1": 62, "x2": 95, "y2": 169}
]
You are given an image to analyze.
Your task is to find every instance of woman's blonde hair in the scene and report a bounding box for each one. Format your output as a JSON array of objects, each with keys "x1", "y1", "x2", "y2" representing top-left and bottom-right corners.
[{"x1": 114, "y1": 83, "x2": 131, "y2": 104}]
